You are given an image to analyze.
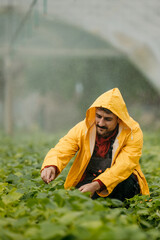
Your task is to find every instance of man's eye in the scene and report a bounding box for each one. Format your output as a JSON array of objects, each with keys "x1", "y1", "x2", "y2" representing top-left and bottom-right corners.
[{"x1": 105, "y1": 118, "x2": 112, "y2": 121}]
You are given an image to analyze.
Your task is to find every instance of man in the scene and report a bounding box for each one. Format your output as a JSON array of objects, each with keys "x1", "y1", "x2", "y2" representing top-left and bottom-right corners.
[{"x1": 41, "y1": 88, "x2": 149, "y2": 201}]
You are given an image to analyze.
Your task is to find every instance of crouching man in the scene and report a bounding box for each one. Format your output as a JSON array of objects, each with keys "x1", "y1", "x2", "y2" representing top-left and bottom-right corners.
[{"x1": 41, "y1": 88, "x2": 149, "y2": 201}]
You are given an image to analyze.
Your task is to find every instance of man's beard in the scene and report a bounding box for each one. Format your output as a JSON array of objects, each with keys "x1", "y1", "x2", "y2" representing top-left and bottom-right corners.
[{"x1": 96, "y1": 124, "x2": 117, "y2": 138}]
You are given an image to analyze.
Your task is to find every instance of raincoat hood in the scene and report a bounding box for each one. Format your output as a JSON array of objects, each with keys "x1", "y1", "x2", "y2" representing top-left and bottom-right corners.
[{"x1": 86, "y1": 88, "x2": 133, "y2": 130}]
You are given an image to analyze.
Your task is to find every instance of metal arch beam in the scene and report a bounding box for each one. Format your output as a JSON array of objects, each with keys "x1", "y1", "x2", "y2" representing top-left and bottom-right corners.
[
  {"x1": 0, "y1": 47, "x2": 123, "y2": 58},
  {"x1": 10, "y1": 0, "x2": 37, "y2": 48}
]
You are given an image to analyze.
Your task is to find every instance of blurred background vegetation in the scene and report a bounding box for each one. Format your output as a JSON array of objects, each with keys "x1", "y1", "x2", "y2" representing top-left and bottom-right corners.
[{"x1": 0, "y1": 0, "x2": 160, "y2": 135}]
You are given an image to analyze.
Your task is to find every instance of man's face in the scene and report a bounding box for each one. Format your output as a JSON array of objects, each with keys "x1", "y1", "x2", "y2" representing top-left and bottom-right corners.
[{"x1": 95, "y1": 108, "x2": 118, "y2": 138}]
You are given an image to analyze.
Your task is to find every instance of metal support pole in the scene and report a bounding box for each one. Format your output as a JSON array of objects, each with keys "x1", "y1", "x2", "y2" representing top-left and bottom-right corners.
[
  {"x1": 4, "y1": 54, "x2": 13, "y2": 135},
  {"x1": 43, "y1": 0, "x2": 47, "y2": 15}
]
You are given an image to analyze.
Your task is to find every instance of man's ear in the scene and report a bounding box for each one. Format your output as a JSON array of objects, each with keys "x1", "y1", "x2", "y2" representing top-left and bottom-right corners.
[{"x1": 117, "y1": 117, "x2": 120, "y2": 124}]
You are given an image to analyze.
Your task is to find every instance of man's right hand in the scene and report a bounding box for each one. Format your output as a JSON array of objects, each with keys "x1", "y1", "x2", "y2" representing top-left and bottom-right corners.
[{"x1": 41, "y1": 166, "x2": 56, "y2": 184}]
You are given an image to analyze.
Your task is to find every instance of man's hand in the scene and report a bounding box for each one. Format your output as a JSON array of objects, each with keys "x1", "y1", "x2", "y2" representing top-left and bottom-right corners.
[
  {"x1": 78, "y1": 181, "x2": 101, "y2": 197},
  {"x1": 41, "y1": 166, "x2": 56, "y2": 184}
]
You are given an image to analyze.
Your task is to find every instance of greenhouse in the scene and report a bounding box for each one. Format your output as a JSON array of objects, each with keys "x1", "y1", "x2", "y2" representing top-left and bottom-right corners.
[{"x1": 0, "y1": 1, "x2": 160, "y2": 240}]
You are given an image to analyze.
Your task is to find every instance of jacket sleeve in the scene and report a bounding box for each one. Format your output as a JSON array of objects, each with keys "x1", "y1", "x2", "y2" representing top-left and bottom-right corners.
[
  {"x1": 95, "y1": 127, "x2": 143, "y2": 197},
  {"x1": 41, "y1": 122, "x2": 82, "y2": 174}
]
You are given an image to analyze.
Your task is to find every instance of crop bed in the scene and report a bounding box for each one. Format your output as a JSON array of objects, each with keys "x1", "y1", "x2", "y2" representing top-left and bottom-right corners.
[{"x1": 0, "y1": 131, "x2": 160, "y2": 240}]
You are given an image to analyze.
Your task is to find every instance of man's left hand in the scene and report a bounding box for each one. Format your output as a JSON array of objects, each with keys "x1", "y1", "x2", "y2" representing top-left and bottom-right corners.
[{"x1": 78, "y1": 181, "x2": 101, "y2": 197}]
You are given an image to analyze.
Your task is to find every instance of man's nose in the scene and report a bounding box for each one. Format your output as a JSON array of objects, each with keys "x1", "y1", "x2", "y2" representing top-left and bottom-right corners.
[{"x1": 99, "y1": 118, "x2": 105, "y2": 126}]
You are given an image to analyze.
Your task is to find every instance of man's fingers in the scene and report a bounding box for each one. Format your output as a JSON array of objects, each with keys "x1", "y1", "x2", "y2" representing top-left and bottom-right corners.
[
  {"x1": 41, "y1": 169, "x2": 48, "y2": 183},
  {"x1": 41, "y1": 170, "x2": 45, "y2": 181},
  {"x1": 46, "y1": 169, "x2": 52, "y2": 183},
  {"x1": 41, "y1": 167, "x2": 56, "y2": 184},
  {"x1": 78, "y1": 186, "x2": 84, "y2": 191},
  {"x1": 47, "y1": 172, "x2": 55, "y2": 183},
  {"x1": 49, "y1": 173, "x2": 55, "y2": 182},
  {"x1": 79, "y1": 188, "x2": 85, "y2": 193},
  {"x1": 78, "y1": 182, "x2": 101, "y2": 195},
  {"x1": 78, "y1": 185, "x2": 90, "y2": 193},
  {"x1": 81, "y1": 188, "x2": 89, "y2": 193},
  {"x1": 78, "y1": 186, "x2": 88, "y2": 192},
  {"x1": 41, "y1": 169, "x2": 50, "y2": 183}
]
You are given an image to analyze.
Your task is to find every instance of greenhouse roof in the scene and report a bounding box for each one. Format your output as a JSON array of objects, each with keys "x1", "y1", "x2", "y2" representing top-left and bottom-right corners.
[{"x1": 0, "y1": 0, "x2": 160, "y2": 91}]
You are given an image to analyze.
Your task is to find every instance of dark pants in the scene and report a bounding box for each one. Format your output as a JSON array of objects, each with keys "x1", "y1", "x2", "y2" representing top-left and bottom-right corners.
[{"x1": 91, "y1": 174, "x2": 140, "y2": 201}]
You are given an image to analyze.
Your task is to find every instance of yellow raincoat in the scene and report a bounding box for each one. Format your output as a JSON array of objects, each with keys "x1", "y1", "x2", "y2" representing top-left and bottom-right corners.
[{"x1": 41, "y1": 88, "x2": 149, "y2": 197}]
